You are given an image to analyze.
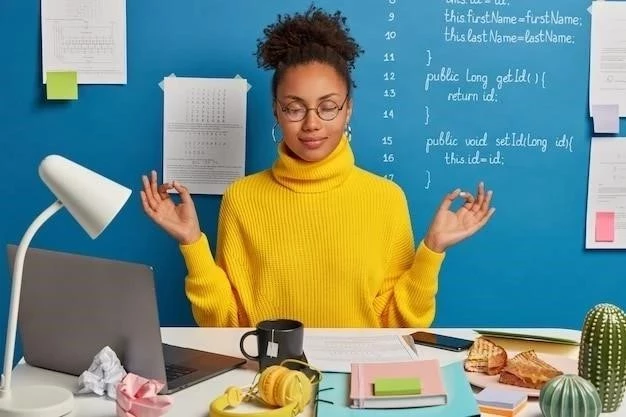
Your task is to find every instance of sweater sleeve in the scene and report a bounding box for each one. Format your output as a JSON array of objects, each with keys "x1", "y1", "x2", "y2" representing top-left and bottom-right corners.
[
  {"x1": 180, "y1": 191, "x2": 240, "y2": 327},
  {"x1": 373, "y1": 191, "x2": 445, "y2": 327}
]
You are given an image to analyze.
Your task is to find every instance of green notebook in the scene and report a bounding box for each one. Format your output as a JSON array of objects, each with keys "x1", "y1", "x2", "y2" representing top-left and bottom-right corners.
[
  {"x1": 473, "y1": 329, "x2": 580, "y2": 345},
  {"x1": 374, "y1": 377, "x2": 421, "y2": 396}
]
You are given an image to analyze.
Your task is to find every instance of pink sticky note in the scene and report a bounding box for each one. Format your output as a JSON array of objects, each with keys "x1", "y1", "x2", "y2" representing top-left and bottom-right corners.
[{"x1": 595, "y1": 212, "x2": 615, "y2": 242}]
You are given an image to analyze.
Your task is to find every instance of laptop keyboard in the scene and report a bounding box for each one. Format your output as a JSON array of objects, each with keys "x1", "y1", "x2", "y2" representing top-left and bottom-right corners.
[{"x1": 165, "y1": 363, "x2": 196, "y2": 381}]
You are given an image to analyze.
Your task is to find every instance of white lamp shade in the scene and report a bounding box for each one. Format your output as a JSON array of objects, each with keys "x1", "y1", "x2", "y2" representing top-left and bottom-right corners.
[{"x1": 38, "y1": 155, "x2": 132, "y2": 239}]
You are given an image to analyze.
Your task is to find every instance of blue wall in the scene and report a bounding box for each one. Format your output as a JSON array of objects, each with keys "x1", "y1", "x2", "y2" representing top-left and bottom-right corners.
[{"x1": 1, "y1": 0, "x2": 620, "y2": 368}]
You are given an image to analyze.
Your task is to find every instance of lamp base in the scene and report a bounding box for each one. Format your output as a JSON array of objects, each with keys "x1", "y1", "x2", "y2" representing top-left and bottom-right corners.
[{"x1": 0, "y1": 385, "x2": 74, "y2": 417}]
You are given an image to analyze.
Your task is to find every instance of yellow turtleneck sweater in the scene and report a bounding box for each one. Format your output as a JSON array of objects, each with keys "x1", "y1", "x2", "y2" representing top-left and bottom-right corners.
[{"x1": 180, "y1": 137, "x2": 445, "y2": 328}]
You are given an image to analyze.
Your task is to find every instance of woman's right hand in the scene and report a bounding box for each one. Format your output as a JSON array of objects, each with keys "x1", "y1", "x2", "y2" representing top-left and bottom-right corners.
[{"x1": 140, "y1": 170, "x2": 202, "y2": 245}]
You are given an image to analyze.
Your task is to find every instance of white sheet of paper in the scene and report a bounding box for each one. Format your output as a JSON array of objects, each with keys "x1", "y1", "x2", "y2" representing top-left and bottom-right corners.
[
  {"x1": 303, "y1": 334, "x2": 419, "y2": 372},
  {"x1": 41, "y1": 0, "x2": 127, "y2": 84},
  {"x1": 589, "y1": 1, "x2": 626, "y2": 116},
  {"x1": 586, "y1": 138, "x2": 626, "y2": 249},
  {"x1": 163, "y1": 77, "x2": 247, "y2": 195}
]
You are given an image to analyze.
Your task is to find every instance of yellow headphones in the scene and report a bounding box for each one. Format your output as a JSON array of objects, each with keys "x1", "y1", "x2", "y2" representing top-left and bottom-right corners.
[{"x1": 209, "y1": 359, "x2": 321, "y2": 417}]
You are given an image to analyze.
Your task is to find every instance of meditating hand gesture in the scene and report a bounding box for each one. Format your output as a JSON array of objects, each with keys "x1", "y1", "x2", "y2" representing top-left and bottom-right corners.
[
  {"x1": 424, "y1": 182, "x2": 495, "y2": 253},
  {"x1": 140, "y1": 170, "x2": 202, "y2": 245}
]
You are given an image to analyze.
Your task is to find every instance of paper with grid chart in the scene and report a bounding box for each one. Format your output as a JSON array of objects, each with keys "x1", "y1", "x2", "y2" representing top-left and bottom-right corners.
[
  {"x1": 41, "y1": 0, "x2": 127, "y2": 84},
  {"x1": 163, "y1": 77, "x2": 247, "y2": 195}
]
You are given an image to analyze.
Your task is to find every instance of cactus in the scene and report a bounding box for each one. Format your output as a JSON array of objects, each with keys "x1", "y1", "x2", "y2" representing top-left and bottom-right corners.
[
  {"x1": 578, "y1": 303, "x2": 626, "y2": 413},
  {"x1": 539, "y1": 374, "x2": 601, "y2": 417}
]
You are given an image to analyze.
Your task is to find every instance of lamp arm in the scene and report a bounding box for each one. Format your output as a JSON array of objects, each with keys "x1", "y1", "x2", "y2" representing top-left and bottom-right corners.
[{"x1": 1, "y1": 200, "x2": 64, "y2": 393}]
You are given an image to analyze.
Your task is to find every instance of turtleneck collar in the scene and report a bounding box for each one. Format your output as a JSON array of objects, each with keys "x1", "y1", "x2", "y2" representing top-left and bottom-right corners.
[{"x1": 271, "y1": 135, "x2": 355, "y2": 193}]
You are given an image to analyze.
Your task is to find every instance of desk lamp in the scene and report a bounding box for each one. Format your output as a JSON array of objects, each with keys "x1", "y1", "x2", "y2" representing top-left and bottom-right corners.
[{"x1": 0, "y1": 155, "x2": 131, "y2": 417}]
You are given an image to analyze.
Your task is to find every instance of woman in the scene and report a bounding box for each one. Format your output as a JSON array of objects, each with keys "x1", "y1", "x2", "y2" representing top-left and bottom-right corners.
[{"x1": 141, "y1": 6, "x2": 494, "y2": 328}]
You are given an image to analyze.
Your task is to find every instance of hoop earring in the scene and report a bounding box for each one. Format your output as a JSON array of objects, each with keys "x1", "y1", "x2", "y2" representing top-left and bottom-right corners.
[
  {"x1": 345, "y1": 124, "x2": 352, "y2": 142},
  {"x1": 272, "y1": 122, "x2": 282, "y2": 143}
]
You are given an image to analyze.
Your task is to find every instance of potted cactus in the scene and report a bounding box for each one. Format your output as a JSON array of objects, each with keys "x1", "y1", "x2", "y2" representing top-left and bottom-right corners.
[{"x1": 578, "y1": 303, "x2": 626, "y2": 413}]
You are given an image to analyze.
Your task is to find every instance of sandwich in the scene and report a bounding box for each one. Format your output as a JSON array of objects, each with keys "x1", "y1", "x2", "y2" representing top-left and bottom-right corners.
[
  {"x1": 498, "y1": 350, "x2": 562, "y2": 389},
  {"x1": 463, "y1": 337, "x2": 508, "y2": 375}
]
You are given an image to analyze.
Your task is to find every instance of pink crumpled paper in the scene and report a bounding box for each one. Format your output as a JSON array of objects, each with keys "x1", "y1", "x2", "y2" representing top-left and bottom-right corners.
[{"x1": 116, "y1": 373, "x2": 173, "y2": 417}]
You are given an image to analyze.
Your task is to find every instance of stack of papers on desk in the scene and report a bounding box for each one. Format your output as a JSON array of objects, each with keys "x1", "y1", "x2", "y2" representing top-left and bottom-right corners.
[
  {"x1": 303, "y1": 334, "x2": 418, "y2": 373},
  {"x1": 316, "y1": 361, "x2": 479, "y2": 417}
]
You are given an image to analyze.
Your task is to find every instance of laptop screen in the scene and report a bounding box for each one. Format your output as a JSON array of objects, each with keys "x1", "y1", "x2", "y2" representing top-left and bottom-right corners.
[{"x1": 6, "y1": 245, "x2": 168, "y2": 384}]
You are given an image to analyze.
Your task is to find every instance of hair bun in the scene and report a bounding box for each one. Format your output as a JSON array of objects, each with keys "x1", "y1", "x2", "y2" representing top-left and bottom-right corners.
[{"x1": 256, "y1": 5, "x2": 362, "y2": 71}]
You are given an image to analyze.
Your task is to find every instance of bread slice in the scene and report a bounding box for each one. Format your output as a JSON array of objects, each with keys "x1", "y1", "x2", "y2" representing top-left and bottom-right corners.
[
  {"x1": 498, "y1": 350, "x2": 562, "y2": 389},
  {"x1": 463, "y1": 337, "x2": 507, "y2": 375}
]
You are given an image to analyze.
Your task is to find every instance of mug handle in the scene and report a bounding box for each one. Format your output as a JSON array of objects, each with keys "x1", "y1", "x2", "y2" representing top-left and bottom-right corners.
[{"x1": 239, "y1": 329, "x2": 259, "y2": 361}]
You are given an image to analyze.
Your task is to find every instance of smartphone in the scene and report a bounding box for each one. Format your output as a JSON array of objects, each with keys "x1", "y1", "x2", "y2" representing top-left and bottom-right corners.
[{"x1": 410, "y1": 331, "x2": 474, "y2": 352}]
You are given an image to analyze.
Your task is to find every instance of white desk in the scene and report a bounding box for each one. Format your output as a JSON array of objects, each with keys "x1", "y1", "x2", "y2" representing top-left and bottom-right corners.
[{"x1": 9, "y1": 327, "x2": 619, "y2": 417}]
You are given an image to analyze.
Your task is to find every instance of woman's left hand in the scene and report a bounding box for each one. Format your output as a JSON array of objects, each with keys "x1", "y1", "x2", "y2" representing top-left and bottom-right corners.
[{"x1": 423, "y1": 182, "x2": 495, "y2": 253}]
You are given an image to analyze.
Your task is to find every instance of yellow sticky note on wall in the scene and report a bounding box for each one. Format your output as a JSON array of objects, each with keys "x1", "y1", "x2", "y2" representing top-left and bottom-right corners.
[{"x1": 46, "y1": 71, "x2": 78, "y2": 100}]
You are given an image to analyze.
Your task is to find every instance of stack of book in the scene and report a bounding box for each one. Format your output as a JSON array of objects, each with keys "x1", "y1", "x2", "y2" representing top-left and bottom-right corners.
[
  {"x1": 349, "y1": 359, "x2": 447, "y2": 409},
  {"x1": 316, "y1": 359, "x2": 480, "y2": 417}
]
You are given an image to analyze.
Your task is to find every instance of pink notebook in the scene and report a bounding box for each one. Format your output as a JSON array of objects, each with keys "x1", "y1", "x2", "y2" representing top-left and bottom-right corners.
[{"x1": 349, "y1": 359, "x2": 447, "y2": 409}]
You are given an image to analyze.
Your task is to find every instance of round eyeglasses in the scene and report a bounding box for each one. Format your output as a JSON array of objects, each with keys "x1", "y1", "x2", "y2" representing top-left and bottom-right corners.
[{"x1": 276, "y1": 96, "x2": 348, "y2": 122}]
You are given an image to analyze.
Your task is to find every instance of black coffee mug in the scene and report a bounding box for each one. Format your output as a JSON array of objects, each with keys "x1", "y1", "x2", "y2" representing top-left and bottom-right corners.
[{"x1": 239, "y1": 319, "x2": 304, "y2": 370}]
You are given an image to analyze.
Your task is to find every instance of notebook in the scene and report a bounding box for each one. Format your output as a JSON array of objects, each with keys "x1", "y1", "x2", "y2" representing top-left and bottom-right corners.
[
  {"x1": 350, "y1": 359, "x2": 446, "y2": 408},
  {"x1": 6, "y1": 245, "x2": 246, "y2": 394},
  {"x1": 472, "y1": 329, "x2": 579, "y2": 345},
  {"x1": 316, "y1": 361, "x2": 480, "y2": 417}
]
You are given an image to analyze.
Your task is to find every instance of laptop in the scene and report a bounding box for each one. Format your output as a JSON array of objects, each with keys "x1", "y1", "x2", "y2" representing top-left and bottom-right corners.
[{"x1": 6, "y1": 245, "x2": 246, "y2": 394}]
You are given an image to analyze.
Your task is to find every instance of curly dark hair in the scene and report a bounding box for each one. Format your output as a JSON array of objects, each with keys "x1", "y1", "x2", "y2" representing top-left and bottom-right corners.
[{"x1": 255, "y1": 4, "x2": 364, "y2": 99}]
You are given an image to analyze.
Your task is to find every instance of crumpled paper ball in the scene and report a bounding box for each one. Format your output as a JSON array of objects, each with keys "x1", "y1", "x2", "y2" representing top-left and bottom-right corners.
[{"x1": 76, "y1": 346, "x2": 127, "y2": 399}]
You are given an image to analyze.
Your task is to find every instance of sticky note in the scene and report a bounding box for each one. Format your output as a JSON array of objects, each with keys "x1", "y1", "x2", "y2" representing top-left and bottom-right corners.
[
  {"x1": 479, "y1": 402, "x2": 527, "y2": 417},
  {"x1": 591, "y1": 104, "x2": 619, "y2": 134},
  {"x1": 596, "y1": 211, "x2": 615, "y2": 242},
  {"x1": 46, "y1": 71, "x2": 78, "y2": 100},
  {"x1": 476, "y1": 386, "x2": 527, "y2": 409},
  {"x1": 373, "y1": 377, "x2": 421, "y2": 396}
]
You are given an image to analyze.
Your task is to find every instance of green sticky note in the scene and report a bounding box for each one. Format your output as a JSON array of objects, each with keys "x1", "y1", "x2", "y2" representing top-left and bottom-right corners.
[
  {"x1": 46, "y1": 71, "x2": 78, "y2": 100},
  {"x1": 374, "y1": 377, "x2": 421, "y2": 396}
]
